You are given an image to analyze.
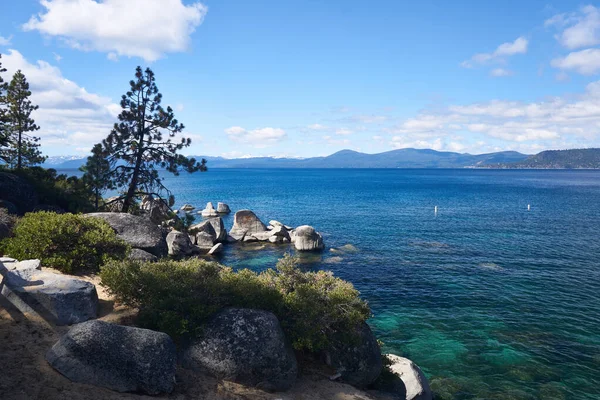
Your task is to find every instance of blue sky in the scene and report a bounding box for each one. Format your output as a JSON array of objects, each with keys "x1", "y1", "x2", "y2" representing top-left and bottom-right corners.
[{"x1": 2, "y1": 1, "x2": 600, "y2": 157}]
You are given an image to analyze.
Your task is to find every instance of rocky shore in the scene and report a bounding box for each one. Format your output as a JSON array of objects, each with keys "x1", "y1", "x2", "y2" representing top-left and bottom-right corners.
[{"x1": 0, "y1": 194, "x2": 432, "y2": 400}]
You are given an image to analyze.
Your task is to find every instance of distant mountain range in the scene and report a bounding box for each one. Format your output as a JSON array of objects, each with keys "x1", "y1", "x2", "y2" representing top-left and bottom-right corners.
[
  {"x1": 488, "y1": 148, "x2": 600, "y2": 169},
  {"x1": 49, "y1": 148, "x2": 530, "y2": 169}
]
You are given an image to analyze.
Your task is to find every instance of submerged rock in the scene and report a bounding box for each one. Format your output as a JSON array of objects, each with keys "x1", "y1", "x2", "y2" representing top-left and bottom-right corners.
[
  {"x1": 85, "y1": 213, "x2": 168, "y2": 257},
  {"x1": 293, "y1": 225, "x2": 324, "y2": 251},
  {"x1": 200, "y1": 202, "x2": 219, "y2": 217},
  {"x1": 217, "y1": 202, "x2": 231, "y2": 214},
  {"x1": 180, "y1": 204, "x2": 195, "y2": 212},
  {"x1": 0, "y1": 268, "x2": 97, "y2": 325},
  {"x1": 229, "y1": 210, "x2": 268, "y2": 241},
  {"x1": 181, "y1": 308, "x2": 298, "y2": 391},
  {"x1": 323, "y1": 322, "x2": 382, "y2": 388},
  {"x1": 46, "y1": 320, "x2": 177, "y2": 394}
]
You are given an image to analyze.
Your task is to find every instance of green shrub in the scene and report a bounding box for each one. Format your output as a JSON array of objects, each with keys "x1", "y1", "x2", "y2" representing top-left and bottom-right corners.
[
  {"x1": 1, "y1": 212, "x2": 130, "y2": 273},
  {"x1": 100, "y1": 254, "x2": 371, "y2": 351}
]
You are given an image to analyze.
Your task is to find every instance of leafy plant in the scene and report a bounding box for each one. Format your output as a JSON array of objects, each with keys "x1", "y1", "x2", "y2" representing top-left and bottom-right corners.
[
  {"x1": 100, "y1": 254, "x2": 371, "y2": 351},
  {"x1": 1, "y1": 212, "x2": 129, "y2": 273}
]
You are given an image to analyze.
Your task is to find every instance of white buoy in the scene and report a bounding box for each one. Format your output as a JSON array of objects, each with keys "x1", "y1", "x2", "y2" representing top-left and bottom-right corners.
[
  {"x1": 434, "y1": 206, "x2": 438, "y2": 215},
  {"x1": 527, "y1": 204, "x2": 531, "y2": 211}
]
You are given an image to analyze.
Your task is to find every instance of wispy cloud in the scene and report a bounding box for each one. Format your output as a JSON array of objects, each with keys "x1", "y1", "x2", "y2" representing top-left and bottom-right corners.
[
  {"x1": 546, "y1": 5, "x2": 600, "y2": 49},
  {"x1": 0, "y1": 35, "x2": 12, "y2": 46},
  {"x1": 225, "y1": 126, "x2": 286, "y2": 148},
  {"x1": 461, "y1": 37, "x2": 528, "y2": 68}
]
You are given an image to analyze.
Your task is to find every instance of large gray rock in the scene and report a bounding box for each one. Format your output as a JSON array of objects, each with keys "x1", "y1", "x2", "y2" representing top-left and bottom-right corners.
[
  {"x1": 189, "y1": 220, "x2": 217, "y2": 242},
  {"x1": 128, "y1": 248, "x2": 158, "y2": 262},
  {"x1": 85, "y1": 213, "x2": 167, "y2": 257},
  {"x1": 206, "y1": 217, "x2": 227, "y2": 242},
  {"x1": 141, "y1": 195, "x2": 170, "y2": 223},
  {"x1": 166, "y1": 230, "x2": 196, "y2": 257},
  {"x1": 323, "y1": 322, "x2": 382, "y2": 388},
  {"x1": 229, "y1": 210, "x2": 268, "y2": 241},
  {"x1": 46, "y1": 320, "x2": 176, "y2": 394},
  {"x1": 0, "y1": 172, "x2": 39, "y2": 214},
  {"x1": 381, "y1": 354, "x2": 432, "y2": 400},
  {"x1": 293, "y1": 225, "x2": 324, "y2": 251},
  {"x1": 217, "y1": 202, "x2": 231, "y2": 214},
  {"x1": 181, "y1": 308, "x2": 297, "y2": 392},
  {"x1": 196, "y1": 231, "x2": 216, "y2": 249},
  {"x1": 0, "y1": 268, "x2": 97, "y2": 325},
  {"x1": 200, "y1": 202, "x2": 219, "y2": 217}
]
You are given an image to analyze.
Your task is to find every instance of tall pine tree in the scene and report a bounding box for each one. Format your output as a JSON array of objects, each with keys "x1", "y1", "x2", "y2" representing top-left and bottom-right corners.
[
  {"x1": 81, "y1": 143, "x2": 115, "y2": 210},
  {"x1": 3, "y1": 70, "x2": 45, "y2": 169},
  {"x1": 0, "y1": 54, "x2": 8, "y2": 147},
  {"x1": 103, "y1": 66, "x2": 206, "y2": 213}
]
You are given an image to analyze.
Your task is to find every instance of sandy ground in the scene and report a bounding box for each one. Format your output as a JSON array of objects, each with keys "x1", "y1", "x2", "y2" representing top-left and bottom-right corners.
[{"x1": 0, "y1": 270, "x2": 392, "y2": 400}]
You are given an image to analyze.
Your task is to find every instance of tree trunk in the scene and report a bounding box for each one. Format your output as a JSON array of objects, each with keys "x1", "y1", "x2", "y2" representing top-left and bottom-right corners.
[{"x1": 17, "y1": 129, "x2": 22, "y2": 170}]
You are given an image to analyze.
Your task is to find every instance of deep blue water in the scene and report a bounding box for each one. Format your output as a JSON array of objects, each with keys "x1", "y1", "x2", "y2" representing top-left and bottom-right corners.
[{"x1": 67, "y1": 168, "x2": 600, "y2": 399}]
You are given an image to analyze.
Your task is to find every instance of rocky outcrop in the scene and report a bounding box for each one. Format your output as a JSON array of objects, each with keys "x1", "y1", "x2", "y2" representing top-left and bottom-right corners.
[
  {"x1": 128, "y1": 248, "x2": 158, "y2": 262},
  {"x1": 189, "y1": 218, "x2": 227, "y2": 243},
  {"x1": 323, "y1": 322, "x2": 382, "y2": 388},
  {"x1": 85, "y1": 213, "x2": 168, "y2": 257},
  {"x1": 217, "y1": 202, "x2": 231, "y2": 214},
  {"x1": 46, "y1": 320, "x2": 177, "y2": 394},
  {"x1": 141, "y1": 196, "x2": 170, "y2": 223},
  {"x1": 0, "y1": 172, "x2": 39, "y2": 214},
  {"x1": 250, "y1": 225, "x2": 291, "y2": 243},
  {"x1": 196, "y1": 231, "x2": 216, "y2": 249},
  {"x1": 181, "y1": 308, "x2": 298, "y2": 392},
  {"x1": 229, "y1": 210, "x2": 268, "y2": 241},
  {"x1": 376, "y1": 354, "x2": 432, "y2": 400},
  {"x1": 293, "y1": 225, "x2": 324, "y2": 251},
  {"x1": 0, "y1": 266, "x2": 98, "y2": 325},
  {"x1": 166, "y1": 231, "x2": 197, "y2": 257},
  {"x1": 200, "y1": 202, "x2": 219, "y2": 217},
  {"x1": 104, "y1": 196, "x2": 124, "y2": 212}
]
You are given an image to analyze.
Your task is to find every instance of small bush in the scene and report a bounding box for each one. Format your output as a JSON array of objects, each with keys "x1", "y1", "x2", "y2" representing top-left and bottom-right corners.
[
  {"x1": 1, "y1": 212, "x2": 130, "y2": 273},
  {"x1": 100, "y1": 254, "x2": 371, "y2": 351}
]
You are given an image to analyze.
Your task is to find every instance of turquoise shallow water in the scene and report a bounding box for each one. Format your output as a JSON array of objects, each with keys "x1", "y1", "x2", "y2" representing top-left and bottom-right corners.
[{"x1": 68, "y1": 168, "x2": 600, "y2": 399}]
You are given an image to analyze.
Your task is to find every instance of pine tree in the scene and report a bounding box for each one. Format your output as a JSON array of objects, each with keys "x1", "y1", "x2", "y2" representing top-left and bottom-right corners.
[
  {"x1": 3, "y1": 70, "x2": 45, "y2": 169},
  {"x1": 81, "y1": 143, "x2": 115, "y2": 210},
  {"x1": 0, "y1": 54, "x2": 8, "y2": 147},
  {"x1": 103, "y1": 66, "x2": 206, "y2": 213}
]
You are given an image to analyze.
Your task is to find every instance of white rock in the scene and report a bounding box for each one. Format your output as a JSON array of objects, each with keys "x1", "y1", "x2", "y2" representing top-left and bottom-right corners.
[
  {"x1": 386, "y1": 354, "x2": 432, "y2": 400},
  {"x1": 216, "y1": 202, "x2": 231, "y2": 214},
  {"x1": 208, "y1": 243, "x2": 223, "y2": 255},
  {"x1": 200, "y1": 202, "x2": 219, "y2": 217},
  {"x1": 180, "y1": 204, "x2": 195, "y2": 212},
  {"x1": 293, "y1": 225, "x2": 324, "y2": 251}
]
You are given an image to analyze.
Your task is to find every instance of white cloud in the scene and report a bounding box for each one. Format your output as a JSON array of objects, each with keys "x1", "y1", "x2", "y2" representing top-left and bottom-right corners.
[
  {"x1": 1, "y1": 49, "x2": 119, "y2": 152},
  {"x1": 383, "y1": 80, "x2": 600, "y2": 150},
  {"x1": 52, "y1": 52, "x2": 62, "y2": 62},
  {"x1": 0, "y1": 35, "x2": 12, "y2": 46},
  {"x1": 462, "y1": 37, "x2": 528, "y2": 68},
  {"x1": 307, "y1": 123, "x2": 327, "y2": 130},
  {"x1": 322, "y1": 135, "x2": 350, "y2": 146},
  {"x1": 335, "y1": 128, "x2": 353, "y2": 135},
  {"x1": 23, "y1": 0, "x2": 208, "y2": 62},
  {"x1": 224, "y1": 126, "x2": 286, "y2": 147},
  {"x1": 551, "y1": 48, "x2": 600, "y2": 75},
  {"x1": 547, "y1": 5, "x2": 600, "y2": 49},
  {"x1": 490, "y1": 68, "x2": 514, "y2": 77}
]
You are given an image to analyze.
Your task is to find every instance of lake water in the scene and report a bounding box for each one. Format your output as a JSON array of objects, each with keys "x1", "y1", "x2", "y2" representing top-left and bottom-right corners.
[{"x1": 66, "y1": 168, "x2": 600, "y2": 399}]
